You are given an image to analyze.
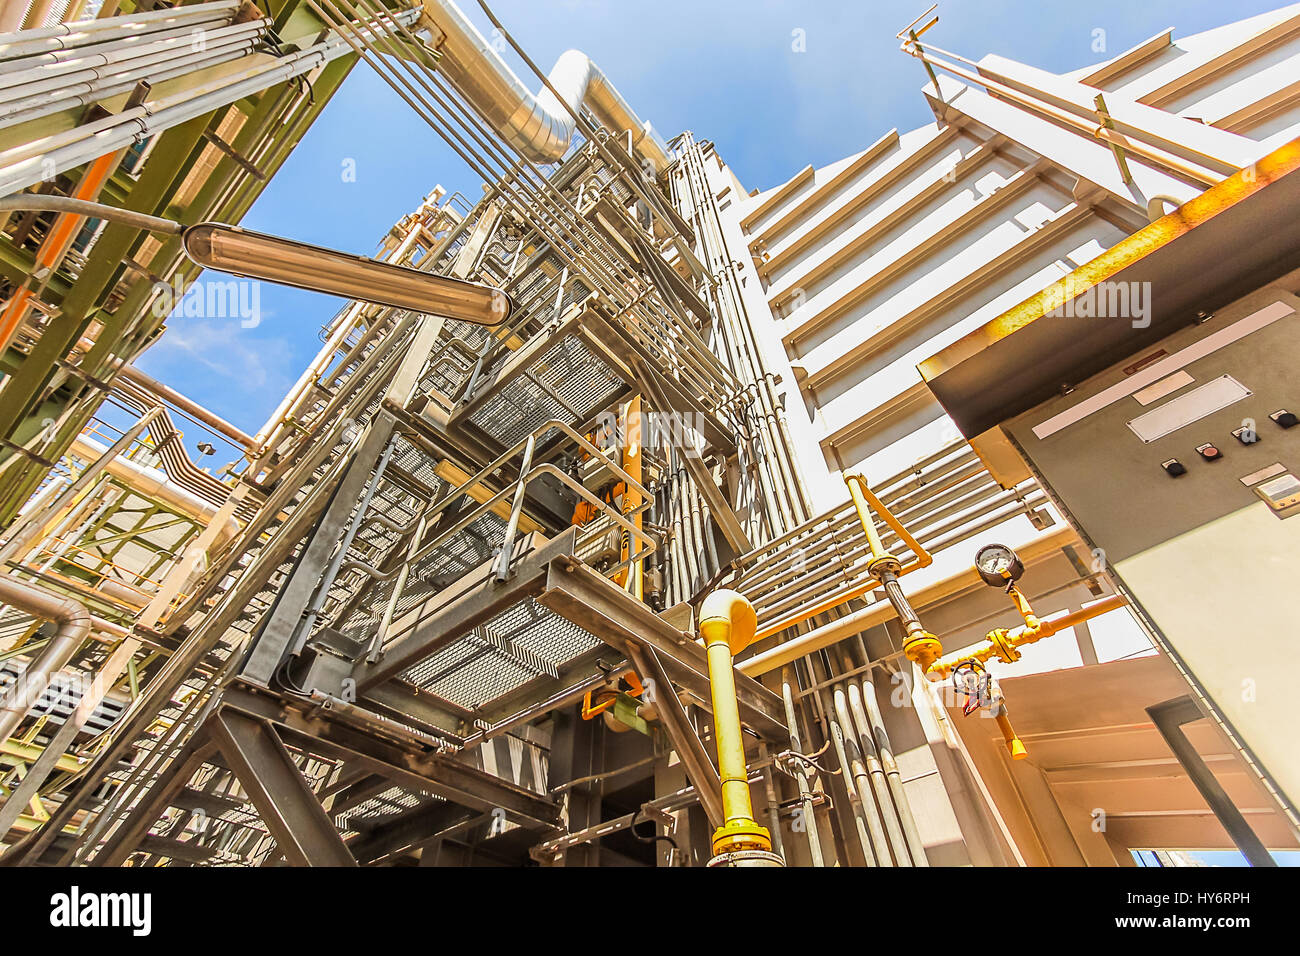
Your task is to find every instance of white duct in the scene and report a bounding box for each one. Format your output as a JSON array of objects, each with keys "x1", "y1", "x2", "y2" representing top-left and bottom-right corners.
[
  {"x1": 70, "y1": 434, "x2": 240, "y2": 547},
  {"x1": 418, "y1": 0, "x2": 673, "y2": 173}
]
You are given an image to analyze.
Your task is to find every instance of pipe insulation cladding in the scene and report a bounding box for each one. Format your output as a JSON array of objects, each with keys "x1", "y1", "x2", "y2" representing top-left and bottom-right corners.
[{"x1": 418, "y1": 0, "x2": 673, "y2": 173}]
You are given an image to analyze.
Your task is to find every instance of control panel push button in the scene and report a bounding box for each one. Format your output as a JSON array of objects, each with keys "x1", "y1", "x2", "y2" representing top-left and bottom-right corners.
[{"x1": 1270, "y1": 409, "x2": 1298, "y2": 429}]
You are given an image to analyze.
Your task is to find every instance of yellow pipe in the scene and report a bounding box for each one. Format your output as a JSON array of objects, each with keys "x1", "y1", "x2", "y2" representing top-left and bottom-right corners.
[
  {"x1": 845, "y1": 473, "x2": 941, "y2": 668},
  {"x1": 995, "y1": 709, "x2": 1028, "y2": 761},
  {"x1": 846, "y1": 476, "x2": 890, "y2": 565},
  {"x1": 1007, "y1": 585, "x2": 1041, "y2": 630},
  {"x1": 926, "y1": 592, "x2": 1128, "y2": 680},
  {"x1": 699, "y1": 589, "x2": 775, "y2": 857}
]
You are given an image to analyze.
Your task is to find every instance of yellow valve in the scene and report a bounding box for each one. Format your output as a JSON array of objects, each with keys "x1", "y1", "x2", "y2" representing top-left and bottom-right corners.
[
  {"x1": 926, "y1": 592, "x2": 1127, "y2": 681},
  {"x1": 929, "y1": 588, "x2": 1127, "y2": 761},
  {"x1": 1007, "y1": 584, "x2": 1040, "y2": 630},
  {"x1": 699, "y1": 589, "x2": 778, "y2": 859}
]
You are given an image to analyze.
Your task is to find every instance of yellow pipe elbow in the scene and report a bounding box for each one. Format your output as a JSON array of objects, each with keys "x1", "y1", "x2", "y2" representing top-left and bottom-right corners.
[{"x1": 699, "y1": 588, "x2": 759, "y2": 657}]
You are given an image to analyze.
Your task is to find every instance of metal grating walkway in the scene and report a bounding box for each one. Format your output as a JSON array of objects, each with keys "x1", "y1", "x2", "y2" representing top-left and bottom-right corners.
[
  {"x1": 399, "y1": 597, "x2": 601, "y2": 711},
  {"x1": 463, "y1": 332, "x2": 626, "y2": 449}
]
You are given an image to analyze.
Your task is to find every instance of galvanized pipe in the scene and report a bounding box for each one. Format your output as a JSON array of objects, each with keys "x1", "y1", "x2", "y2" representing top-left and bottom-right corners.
[
  {"x1": 0, "y1": 10, "x2": 420, "y2": 197},
  {"x1": 0, "y1": 3, "x2": 241, "y2": 60},
  {"x1": 852, "y1": 636, "x2": 929, "y2": 865},
  {"x1": 0, "y1": 27, "x2": 269, "y2": 130},
  {"x1": 821, "y1": 651, "x2": 893, "y2": 865},
  {"x1": 781, "y1": 663, "x2": 826, "y2": 866},
  {"x1": 0, "y1": 575, "x2": 91, "y2": 742},
  {"x1": 838, "y1": 645, "x2": 912, "y2": 865}
]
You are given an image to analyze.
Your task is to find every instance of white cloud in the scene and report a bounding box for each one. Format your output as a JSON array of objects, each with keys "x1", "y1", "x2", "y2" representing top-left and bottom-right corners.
[{"x1": 147, "y1": 318, "x2": 293, "y2": 395}]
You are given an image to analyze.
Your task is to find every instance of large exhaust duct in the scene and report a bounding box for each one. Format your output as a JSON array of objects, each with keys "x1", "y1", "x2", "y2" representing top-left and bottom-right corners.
[{"x1": 418, "y1": 0, "x2": 673, "y2": 173}]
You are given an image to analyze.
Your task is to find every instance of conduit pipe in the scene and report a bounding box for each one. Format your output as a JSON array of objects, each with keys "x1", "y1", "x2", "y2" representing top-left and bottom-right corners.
[
  {"x1": 0, "y1": 575, "x2": 91, "y2": 742},
  {"x1": 0, "y1": 22, "x2": 271, "y2": 131},
  {"x1": 851, "y1": 641, "x2": 929, "y2": 865},
  {"x1": 115, "y1": 364, "x2": 256, "y2": 452},
  {"x1": 0, "y1": 3, "x2": 241, "y2": 59},
  {"x1": 739, "y1": 523, "x2": 1083, "y2": 678},
  {"x1": 0, "y1": 7, "x2": 244, "y2": 66},
  {"x1": 698, "y1": 589, "x2": 784, "y2": 865},
  {"x1": 0, "y1": 20, "x2": 265, "y2": 101},
  {"x1": 417, "y1": 0, "x2": 672, "y2": 172},
  {"x1": 823, "y1": 652, "x2": 893, "y2": 865},
  {"x1": 779, "y1": 664, "x2": 825, "y2": 865},
  {"x1": 110, "y1": 382, "x2": 234, "y2": 509},
  {"x1": 0, "y1": 9, "x2": 421, "y2": 197},
  {"x1": 837, "y1": 646, "x2": 912, "y2": 864}
]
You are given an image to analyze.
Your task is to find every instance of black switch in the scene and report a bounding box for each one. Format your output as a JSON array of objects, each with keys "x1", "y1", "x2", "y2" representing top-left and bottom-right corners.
[
  {"x1": 1162, "y1": 458, "x2": 1187, "y2": 477},
  {"x1": 1232, "y1": 425, "x2": 1259, "y2": 445},
  {"x1": 1270, "y1": 409, "x2": 1299, "y2": 429},
  {"x1": 1196, "y1": 443, "x2": 1222, "y2": 462}
]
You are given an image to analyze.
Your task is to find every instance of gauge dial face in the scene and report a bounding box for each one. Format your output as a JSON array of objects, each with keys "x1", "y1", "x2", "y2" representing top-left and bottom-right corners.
[{"x1": 976, "y1": 545, "x2": 1016, "y2": 576}]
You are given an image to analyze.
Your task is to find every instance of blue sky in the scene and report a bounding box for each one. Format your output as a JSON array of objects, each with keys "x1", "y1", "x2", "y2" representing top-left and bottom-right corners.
[{"x1": 136, "y1": 0, "x2": 1289, "y2": 461}]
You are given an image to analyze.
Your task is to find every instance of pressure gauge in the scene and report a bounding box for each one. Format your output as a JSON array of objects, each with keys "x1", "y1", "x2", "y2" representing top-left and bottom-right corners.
[{"x1": 974, "y1": 543, "x2": 1024, "y2": 588}]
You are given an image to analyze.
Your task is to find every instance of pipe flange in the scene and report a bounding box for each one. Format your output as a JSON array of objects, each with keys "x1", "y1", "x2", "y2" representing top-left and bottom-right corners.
[
  {"x1": 866, "y1": 554, "x2": 902, "y2": 577},
  {"x1": 989, "y1": 629, "x2": 1021, "y2": 664},
  {"x1": 711, "y1": 819, "x2": 772, "y2": 856},
  {"x1": 903, "y1": 630, "x2": 943, "y2": 670},
  {"x1": 707, "y1": 849, "x2": 786, "y2": 868}
]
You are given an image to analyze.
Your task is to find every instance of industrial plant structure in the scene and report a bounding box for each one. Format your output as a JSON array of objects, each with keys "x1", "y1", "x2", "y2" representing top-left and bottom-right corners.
[{"x1": 0, "y1": 0, "x2": 1297, "y2": 867}]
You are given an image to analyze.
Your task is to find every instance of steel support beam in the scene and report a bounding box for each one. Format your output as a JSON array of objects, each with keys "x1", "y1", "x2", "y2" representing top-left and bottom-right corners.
[
  {"x1": 625, "y1": 641, "x2": 725, "y2": 830},
  {"x1": 539, "y1": 559, "x2": 789, "y2": 742},
  {"x1": 90, "y1": 741, "x2": 219, "y2": 868},
  {"x1": 242, "y1": 413, "x2": 399, "y2": 684},
  {"x1": 347, "y1": 800, "x2": 478, "y2": 865},
  {"x1": 222, "y1": 685, "x2": 562, "y2": 833},
  {"x1": 208, "y1": 708, "x2": 357, "y2": 867}
]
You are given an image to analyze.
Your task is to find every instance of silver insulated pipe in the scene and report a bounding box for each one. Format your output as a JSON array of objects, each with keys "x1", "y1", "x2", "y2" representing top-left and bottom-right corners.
[{"x1": 419, "y1": 0, "x2": 673, "y2": 172}]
